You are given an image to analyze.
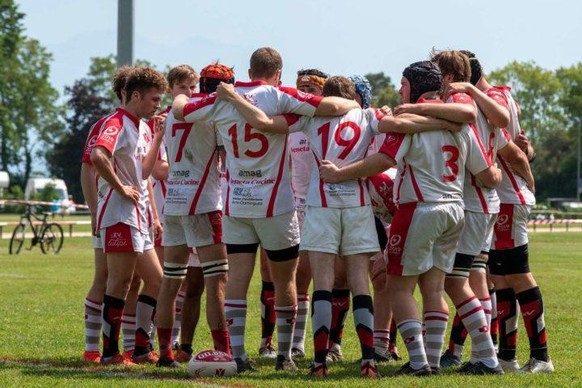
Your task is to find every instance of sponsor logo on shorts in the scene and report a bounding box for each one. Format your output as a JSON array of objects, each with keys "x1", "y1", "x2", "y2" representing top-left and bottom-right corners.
[
  {"x1": 496, "y1": 214, "x2": 510, "y2": 232},
  {"x1": 108, "y1": 231, "x2": 128, "y2": 248},
  {"x1": 388, "y1": 234, "x2": 402, "y2": 255}
]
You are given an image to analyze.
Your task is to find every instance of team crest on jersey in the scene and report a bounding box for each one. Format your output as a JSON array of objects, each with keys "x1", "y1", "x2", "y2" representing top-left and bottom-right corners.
[
  {"x1": 103, "y1": 126, "x2": 120, "y2": 136},
  {"x1": 243, "y1": 93, "x2": 257, "y2": 106},
  {"x1": 88, "y1": 135, "x2": 98, "y2": 147}
]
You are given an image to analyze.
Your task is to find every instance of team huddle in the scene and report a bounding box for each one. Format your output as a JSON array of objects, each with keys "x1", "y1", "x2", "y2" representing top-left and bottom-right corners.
[{"x1": 80, "y1": 46, "x2": 553, "y2": 378}]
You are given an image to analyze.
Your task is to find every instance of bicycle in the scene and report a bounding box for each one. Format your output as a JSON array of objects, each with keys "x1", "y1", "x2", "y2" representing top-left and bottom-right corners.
[{"x1": 9, "y1": 204, "x2": 64, "y2": 255}]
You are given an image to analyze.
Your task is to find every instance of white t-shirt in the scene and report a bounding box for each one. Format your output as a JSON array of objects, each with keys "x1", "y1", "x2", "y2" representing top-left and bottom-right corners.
[
  {"x1": 181, "y1": 80, "x2": 322, "y2": 218},
  {"x1": 287, "y1": 107, "x2": 383, "y2": 208},
  {"x1": 94, "y1": 108, "x2": 150, "y2": 234},
  {"x1": 379, "y1": 99, "x2": 493, "y2": 206},
  {"x1": 164, "y1": 95, "x2": 222, "y2": 215}
]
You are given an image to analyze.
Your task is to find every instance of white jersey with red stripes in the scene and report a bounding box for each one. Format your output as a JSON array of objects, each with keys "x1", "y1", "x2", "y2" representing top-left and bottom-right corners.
[
  {"x1": 380, "y1": 98, "x2": 493, "y2": 206},
  {"x1": 287, "y1": 107, "x2": 383, "y2": 208},
  {"x1": 94, "y1": 108, "x2": 151, "y2": 234},
  {"x1": 164, "y1": 95, "x2": 222, "y2": 216},
  {"x1": 367, "y1": 168, "x2": 397, "y2": 223},
  {"x1": 486, "y1": 86, "x2": 535, "y2": 205},
  {"x1": 181, "y1": 81, "x2": 322, "y2": 218},
  {"x1": 289, "y1": 131, "x2": 313, "y2": 201},
  {"x1": 448, "y1": 92, "x2": 508, "y2": 214}
]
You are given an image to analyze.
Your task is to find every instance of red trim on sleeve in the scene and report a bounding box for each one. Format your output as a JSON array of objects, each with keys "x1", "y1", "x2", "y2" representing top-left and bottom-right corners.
[
  {"x1": 283, "y1": 114, "x2": 301, "y2": 127},
  {"x1": 93, "y1": 112, "x2": 125, "y2": 155},
  {"x1": 378, "y1": 133, "x2": 405, "y2": 159},
  {"x1": 450, "y1": 92, "x2": 475, "y2": 106},
  {"x1": 374, "y1": 109, "x2": 385, "y2": 121},
  {"x1": 485, "y1": 89, "x2": 509, "y2": 109},
  {"x1": 278, "y1": 86, "x2": 323, "y2": 108},
  {"x1": 183, "y1": 95, "x2": 217, "y2": 118}
]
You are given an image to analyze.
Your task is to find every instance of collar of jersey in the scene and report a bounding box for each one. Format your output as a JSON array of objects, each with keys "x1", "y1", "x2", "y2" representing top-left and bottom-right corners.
[
  {"x1": 191, "y1": 93, "x2": 207, "y2": 99},
  {"x1": 234, "y1": 80, "x2": 269, "y2": 87},
  {"x1": 116, "y1": 107, "x2": 141, "y2": 128}
]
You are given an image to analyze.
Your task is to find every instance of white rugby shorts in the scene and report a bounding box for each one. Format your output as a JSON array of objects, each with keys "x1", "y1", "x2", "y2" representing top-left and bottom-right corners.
[{"x1": 387, "y1": 202, "x2": 464, "y2": 276}]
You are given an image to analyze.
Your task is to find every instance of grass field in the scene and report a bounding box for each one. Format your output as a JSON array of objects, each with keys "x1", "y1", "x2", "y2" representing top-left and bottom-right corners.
[{"x1": 0, "y1": 233, "x2": 581, "y2": 387}]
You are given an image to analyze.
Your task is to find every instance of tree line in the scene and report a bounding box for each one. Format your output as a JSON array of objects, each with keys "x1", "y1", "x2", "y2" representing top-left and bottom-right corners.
[{"x1": 1, "y1": 1, "x2": 581, "y2": 207}]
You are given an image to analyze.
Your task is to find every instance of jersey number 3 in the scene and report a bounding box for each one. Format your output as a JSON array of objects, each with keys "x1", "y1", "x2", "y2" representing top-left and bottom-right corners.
[
  {"x1": 228, "y1": 124, "x2": 269, "y2": 158},
  {"x1": 442, "y1": 145, "x2": 460, "y2": 182}
]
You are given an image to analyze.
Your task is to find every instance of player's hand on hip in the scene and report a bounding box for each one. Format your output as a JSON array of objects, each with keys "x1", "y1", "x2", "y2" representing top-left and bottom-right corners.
[{"x1": 120, "y1": 185, "x2": 140, "y2": 204}]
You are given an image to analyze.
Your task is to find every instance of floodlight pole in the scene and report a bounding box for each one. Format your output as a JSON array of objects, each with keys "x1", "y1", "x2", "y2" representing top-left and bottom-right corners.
[{"x1": 117, "y1": 0, "x2": 134, "y2": 68}]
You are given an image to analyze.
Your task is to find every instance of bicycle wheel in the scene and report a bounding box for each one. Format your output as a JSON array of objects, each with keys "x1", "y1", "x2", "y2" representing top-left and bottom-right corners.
[
  {"x1": 40, "y1": 223, "x2": 64, "y2": 254},
  {"x1": 9, "y1": 224, "x2": 26, "y2": 255}
]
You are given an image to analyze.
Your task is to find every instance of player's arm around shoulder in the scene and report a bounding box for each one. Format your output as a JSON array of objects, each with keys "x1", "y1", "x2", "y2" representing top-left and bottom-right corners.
[
  {"x1": 314, "y1": 96, "x2": 360, "y2": 117},
  {"x1": 216, "y1": 82, "x2": 290, "y2": 134},
  {"x1": 497, "y1": 140, "x2": 535, "y2": 193},
  {"x1": 462, "y1": 128, "x2": 501, "y2": 189},
  {"x1": 377, "y1": 112, "x2": 462, "y2": 134}
]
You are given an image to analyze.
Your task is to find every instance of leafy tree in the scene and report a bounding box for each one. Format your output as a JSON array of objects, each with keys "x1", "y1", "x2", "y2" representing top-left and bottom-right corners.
[
  {"x1": 46, "y1": 56, "x2": 118, "y2": 202},
  {"x1": 46, "y1": 55, "x2": 163, "y2": 202},
  {"x1": 365, "y1": 72, "x2": 400, "y2": 108},
  {"x1": 489, "y1": 62, "x2": 579, "y2": 201},
  {"x1": 0, "y1": 1, "x2": 62, "y2": 188}
]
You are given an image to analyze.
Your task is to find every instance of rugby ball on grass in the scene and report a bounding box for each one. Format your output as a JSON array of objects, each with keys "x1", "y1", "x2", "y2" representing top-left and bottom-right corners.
[{"x1": 187, "y1": 350, "x2": 237, "y2": 377}]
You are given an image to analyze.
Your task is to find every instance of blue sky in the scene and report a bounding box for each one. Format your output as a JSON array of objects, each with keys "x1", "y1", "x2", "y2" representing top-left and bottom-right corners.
[{"x1": 17, "y1": 0, "x2": 582, "y2": 97}]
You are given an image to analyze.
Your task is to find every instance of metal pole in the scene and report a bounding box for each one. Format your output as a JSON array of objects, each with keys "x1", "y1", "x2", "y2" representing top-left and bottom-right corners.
[{"x1": 117, "y1": 0, "x2": 134, "y2": 68}]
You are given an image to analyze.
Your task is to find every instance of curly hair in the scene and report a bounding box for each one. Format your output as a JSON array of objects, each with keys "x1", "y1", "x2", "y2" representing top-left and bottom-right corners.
[
  {"x1": 125, "y1": 66, "x2": 168, "y2": 99},
  {"x1": 112, "y1": 65, "x2": 134, "y2": 102}
]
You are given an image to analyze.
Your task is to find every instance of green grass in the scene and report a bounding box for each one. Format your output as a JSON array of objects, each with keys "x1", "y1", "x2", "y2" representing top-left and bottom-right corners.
[{"x1": 0, "y1": 234, "x2": 581, "y2": 387}]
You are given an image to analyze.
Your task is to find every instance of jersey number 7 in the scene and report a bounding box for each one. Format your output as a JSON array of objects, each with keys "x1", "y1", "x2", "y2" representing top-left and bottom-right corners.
[{"x1": 171, "y1": 123, "x2": 193, "y2": 162}]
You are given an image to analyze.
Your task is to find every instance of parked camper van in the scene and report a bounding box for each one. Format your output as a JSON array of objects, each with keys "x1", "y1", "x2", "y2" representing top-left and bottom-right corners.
[{"x1": 24, "y1": 178, "x2": 74, "y2": 213}]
